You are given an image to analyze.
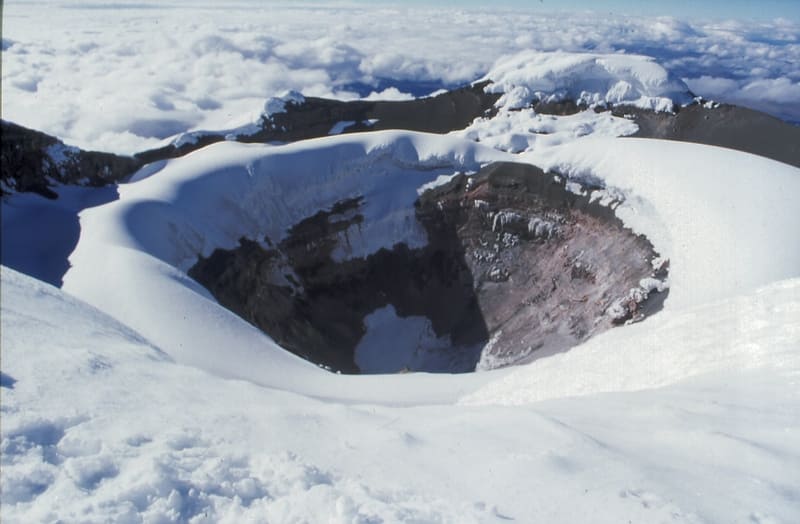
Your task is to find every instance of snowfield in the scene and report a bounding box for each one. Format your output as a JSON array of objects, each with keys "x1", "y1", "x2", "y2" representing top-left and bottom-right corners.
[
  {"x1": 453, "y1": 51, "x2": 693, "y2": 155},
  {"x1": 3, "y1": 269, "x2": 799, "y2": 523},
  {"x1": 60, "y1": 132, "x2": 511, "y2": 402},
  {"x1": 3, "y1": 43, "x2": 800, "y2": 522},
  {"x1": 482, "y1": 51, "x2": 694, "y2": 112}
]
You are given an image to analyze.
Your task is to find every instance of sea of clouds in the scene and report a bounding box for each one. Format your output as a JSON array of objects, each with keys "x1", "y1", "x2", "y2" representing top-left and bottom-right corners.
[{"x1": 2, "y1": 1, "x2": 798, "y2": 154}]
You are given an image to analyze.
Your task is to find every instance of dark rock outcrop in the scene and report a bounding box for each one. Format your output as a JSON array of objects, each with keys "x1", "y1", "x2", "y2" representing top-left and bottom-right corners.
[
  {"x1": 6, "y1": 82, "x2": 797, "y2": 201},
  {"x1": 189, "y1": 197, "x2": 487, "y2": 373},
  {"x1": 135, "y1": 82, "x2": 500, "y2": 164},
  {"x1": 1, "y1": 120, "x2": 142, "y2": 198},
  {"x1": 417, "y1": 162, "x2": 667, "y2": 368},
  {"x1": 616, "y1": 103, "x2": 800, "y2": 168}
]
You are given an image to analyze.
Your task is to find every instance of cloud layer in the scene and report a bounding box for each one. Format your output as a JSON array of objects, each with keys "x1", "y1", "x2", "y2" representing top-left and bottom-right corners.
[{"x1": 2, "y1": 1, "x2": 798, "y2": 154}]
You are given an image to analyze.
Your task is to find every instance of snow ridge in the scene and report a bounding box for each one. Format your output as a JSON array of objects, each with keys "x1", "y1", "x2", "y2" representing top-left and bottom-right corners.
[
  {"x1": 170, "y1": 90, "x2": 306, "y2": 148},
  {"x1": 61, "y1": 131, "x2": 509, "y2": 398},
  {"x1": 483, "y1": 51, "x2": 694, "y2": 112}
]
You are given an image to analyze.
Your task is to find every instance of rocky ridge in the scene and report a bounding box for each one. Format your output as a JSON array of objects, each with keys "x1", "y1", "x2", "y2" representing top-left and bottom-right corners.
[{"x1": 3, "y1": 79, "x2": 798, "y2": 200}]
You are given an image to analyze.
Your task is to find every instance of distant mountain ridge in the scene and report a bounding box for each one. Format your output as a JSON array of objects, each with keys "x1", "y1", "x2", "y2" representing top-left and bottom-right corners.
[{"x1": 3, "y1": 78, "x2": 799, "y2": 199}]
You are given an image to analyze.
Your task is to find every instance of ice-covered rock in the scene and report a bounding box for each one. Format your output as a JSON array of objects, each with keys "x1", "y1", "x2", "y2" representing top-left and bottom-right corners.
[
  {"x1": 492, "y1": 210, "x2": 526, "y2": 233},
  {"x1": 527, "y1": 217, "x2": 556, "y2": 239},
  {"x1": 492, "y1": 210, "x2": 557, "y2": 240},
  {"x1": 263, "y1": 90, "x2": 306, "y2": 120},
  {"x1": 483, "y1": 51, "x2": 694, "y2": 112}
]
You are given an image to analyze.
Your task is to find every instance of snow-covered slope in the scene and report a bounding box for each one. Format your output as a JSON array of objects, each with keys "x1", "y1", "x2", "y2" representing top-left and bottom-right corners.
[
  {"x1": 452, "y1": 51, "x2": 696, "y2": 156},
  {"x1": 4, "y1": 266, "x2": 799, "y2": 523},
  {"x1": 463, "y1": 275, "x2": 800, "y2": 405},
  {"x1": 483, "y1": 51, "x2": 694, "y2": 112},
  {"x1": 0, "y1": 185, "x2": 118, "y2": 286},
  {"x1": 0, "y1": 267, "x2": 494, "y2": 522},
  {"x1": 72, "y1": 131, "x2": 506, "y2": 273},
  {"x1": 454, "y1": 106, "x2": 639, "y2": 154},
  {"x1": 169, "y1": 90, "x2": 305, "y2": 148},
  {"x1": 4, "y1": 131, "x2": 800, "y2": 522}
]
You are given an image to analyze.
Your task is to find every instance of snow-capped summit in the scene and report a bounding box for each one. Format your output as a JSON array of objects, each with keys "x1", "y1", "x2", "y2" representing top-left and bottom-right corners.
[
  {"x1": 170, "y1": 90, "x2": 307, "y2": 148},
  {"x1": 262, "y1": 90, "x2": 306, "y2": 120},
  {"x1": 483, "y1": 51, "x2": 694, "y2": 112}
]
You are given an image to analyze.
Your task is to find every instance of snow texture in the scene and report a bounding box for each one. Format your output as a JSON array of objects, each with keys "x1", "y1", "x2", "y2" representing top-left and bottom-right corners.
[
  {"x1": 328, "y1": 119, "x2": 379, "y2": 135},
  {"x1": 354, "y1": 305, "x2": 480, "y2": 374},
  {"x1": 328, "y1": 120, "x2": 357, "y2": 135},
  {"x1": 3, "y1": 265, "x2": 799, "y2": 523},
  {"x1": 483, "y1": 51, "x2": 694, "y2": 112},
  {"x1": 43, "y1": 127, "x2": 798, "y2": 409},
  {"x1": 171, "y1": 90, "x2": 305, "y2": 147},
  {"x1": 3, "y1": 122, "x2": 800, "y2": 524},
  {"x1": 0, "y1": 185, "x2": 119, "y2": 286},
  {"x1": 262, "y1": 90, "x2": 305, "y2": 119},
  {"x1": 453, "y1": 106, "x2": 640, "y2": 154}
]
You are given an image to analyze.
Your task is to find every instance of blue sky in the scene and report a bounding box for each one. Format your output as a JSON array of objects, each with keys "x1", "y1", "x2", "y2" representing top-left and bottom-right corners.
[
  {"x1": 350, "y1": 0, "x2": 800, "y2": 21},
  {"x1": 23, "y1": 1, "x2": 799, "y2": 21}
]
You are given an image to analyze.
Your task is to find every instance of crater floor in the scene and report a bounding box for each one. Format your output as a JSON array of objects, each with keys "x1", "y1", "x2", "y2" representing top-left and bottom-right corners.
[{"x1": 190, "y1": 162, "x2": 667, "y2": 373}]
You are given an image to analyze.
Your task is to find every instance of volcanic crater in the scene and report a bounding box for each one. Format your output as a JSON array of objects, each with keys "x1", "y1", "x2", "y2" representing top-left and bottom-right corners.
[{"x1": 189, "y1": 161, "x2": 668, "y2": 374}]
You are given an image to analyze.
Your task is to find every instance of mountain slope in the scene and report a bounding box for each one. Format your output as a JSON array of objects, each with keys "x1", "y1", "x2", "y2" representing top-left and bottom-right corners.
[{"x1": 3, "y1": 267, "x2": 798, "y2": 523}]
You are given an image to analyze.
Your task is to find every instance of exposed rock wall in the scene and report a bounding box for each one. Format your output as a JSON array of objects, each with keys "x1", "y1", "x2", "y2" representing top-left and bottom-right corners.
[
  {"x1": 190, "y1": 162, "x2": 667, "y2": 374},
  {"x1": 418, "y1": 162, "x2": 666, "y2": 369},
  {"x1": 1, "y1": 120, "x2": 141, "y2": 198},
  {"x1": 619, "y1": 103, "x2": 800, "y2": 168}
]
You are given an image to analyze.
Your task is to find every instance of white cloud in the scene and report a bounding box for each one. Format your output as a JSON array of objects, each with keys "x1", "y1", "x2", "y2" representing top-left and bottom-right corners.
[
  {"x1": 2, "y1": 1, "x2": 798, "y2": 154},
  {"x1": 362, "y1": 87, "x2": 415, "y2": 101},
  {"x1": 684, "y1": 75, "x2": 741, "y2": 96},
  {"x1": 685, "y1": 75, "x2": 800, "y2": 122}
]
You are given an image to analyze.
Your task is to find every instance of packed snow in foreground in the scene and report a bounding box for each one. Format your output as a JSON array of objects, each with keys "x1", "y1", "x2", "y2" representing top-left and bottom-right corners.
[{"x1": 3, "y1": 267, "x2": 799, "y2": 523}]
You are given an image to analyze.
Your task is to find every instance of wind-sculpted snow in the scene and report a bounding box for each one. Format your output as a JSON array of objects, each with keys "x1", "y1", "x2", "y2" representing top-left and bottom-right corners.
[
  {"x1": 483, "y1": 51, "x2": 694, "y2": 112},
  {"x1": 171, "y1": 90, "x2": 306, "y2": 148},
  {"x1": 2, "y1": 100, "x2": 799, "y2": 523},
  {"x1": 74, "y1": 131, "x2": 507, "y2": 271},
  {"x1": 453, "y1": 103, "x2": 640, "y2": 154},
  {"x1": 0, "y1": 268, "x2": 496, "y2": 523}
]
